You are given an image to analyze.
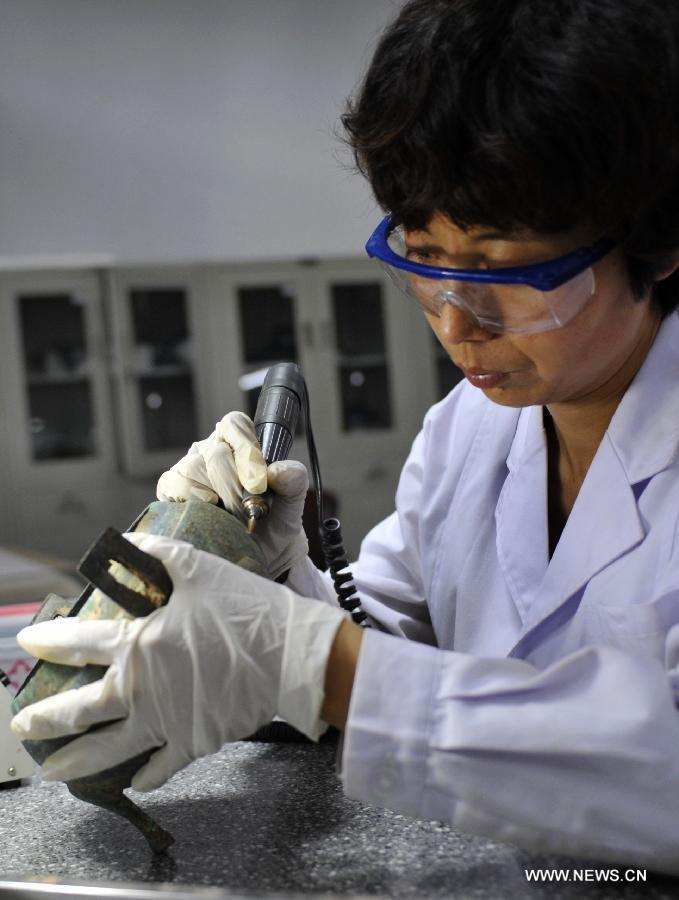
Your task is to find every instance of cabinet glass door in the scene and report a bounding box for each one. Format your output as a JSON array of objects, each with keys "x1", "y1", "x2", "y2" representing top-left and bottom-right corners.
[
  {"x1": 128, "y1": 288, "x2": 197, "y2": 452},
  {"x1": 18, "y1": 292, "x2": 96, "y2": 461},
  {"x1": 331, "y1": 282, "x2": 393, "y2": 432},
  {"x1": 109, "y1": 269, "x2": 206, "y2": 476},
  {"x1": 237, "y1": 284, "x2": 299, "y2": 418}
]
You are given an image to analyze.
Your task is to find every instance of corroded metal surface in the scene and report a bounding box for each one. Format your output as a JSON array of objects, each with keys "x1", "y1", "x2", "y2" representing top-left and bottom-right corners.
[
  {"x1": 12, "y1": 500, "x2": 268, "y2": 853},
  {"x1": 137, "y1": 501, "x2": 267, "y2": 575}
]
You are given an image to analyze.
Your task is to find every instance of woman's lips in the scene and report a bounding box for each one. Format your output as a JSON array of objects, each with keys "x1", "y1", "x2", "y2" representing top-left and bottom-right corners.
[{"x1": 459, "y1": 366, "x2": 513, "y2": 388}]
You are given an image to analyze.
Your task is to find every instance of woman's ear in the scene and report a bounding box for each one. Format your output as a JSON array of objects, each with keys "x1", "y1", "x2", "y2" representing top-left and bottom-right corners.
[{"x1": 653, "y1": 252, "x2": 679, "y2": 282}]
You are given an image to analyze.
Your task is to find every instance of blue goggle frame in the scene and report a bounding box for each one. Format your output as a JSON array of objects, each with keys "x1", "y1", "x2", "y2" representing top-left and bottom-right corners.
[{"x1": 365, "y1": 216, "x2": 615, "y2": 291}]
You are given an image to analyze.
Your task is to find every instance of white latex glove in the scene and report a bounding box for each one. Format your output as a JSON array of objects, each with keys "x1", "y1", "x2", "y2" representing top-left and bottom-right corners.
[
  {"x1": 10, "y1": 532, "x2": 346, "y2": 792},
  {"x1": 157, "y1": 411, "x2": 308, "y2": 581}
]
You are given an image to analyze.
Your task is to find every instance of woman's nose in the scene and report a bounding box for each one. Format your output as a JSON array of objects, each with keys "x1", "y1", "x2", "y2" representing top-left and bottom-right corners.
[{"x1": 435, "y1": 301, "x2": 494, "y2": 344}]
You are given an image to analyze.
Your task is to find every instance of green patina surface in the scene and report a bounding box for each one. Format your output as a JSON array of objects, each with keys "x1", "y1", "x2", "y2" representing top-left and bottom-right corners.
[{"x1": 12, "y1": 499, "x2": 268, "y2": 853}]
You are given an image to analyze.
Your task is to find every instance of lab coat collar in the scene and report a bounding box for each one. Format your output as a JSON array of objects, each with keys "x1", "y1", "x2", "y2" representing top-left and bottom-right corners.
[
  {"x1": 606, "y1": 310, "x2": 679, "y2": 485},
  {"x1": 516, "y1": 433, "x2": 645, "y2": 643},
  {"x1": 498, "y1": 407, "x2": 645, "y2": 637},
  {"x1": 505, "y1": 403, "x2": 545, "y2": 475},
  {"x1": 501, "y1": 312, "x2": 679, "y2": 651}
]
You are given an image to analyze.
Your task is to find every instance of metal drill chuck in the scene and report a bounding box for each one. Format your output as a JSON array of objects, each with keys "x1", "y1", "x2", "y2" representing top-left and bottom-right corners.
[{"x1": 242, "y1": 495, "x2": 271, "y2": 533}]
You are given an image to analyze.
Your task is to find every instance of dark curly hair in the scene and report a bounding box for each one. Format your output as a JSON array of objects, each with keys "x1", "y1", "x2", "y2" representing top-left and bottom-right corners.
[{"x1": 343, "y1": 0, "x2": 679, "y2": 315}]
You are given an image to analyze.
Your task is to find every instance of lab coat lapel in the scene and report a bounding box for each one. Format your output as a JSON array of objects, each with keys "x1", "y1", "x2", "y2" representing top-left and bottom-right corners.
[
  {"x1": 494, "y1": 402, "x2": 645, "y2": 635},
  {"x1": 494, "y1": 405, "x2": 550, "y2": 622},
  {"x1": 518, "y1": 435, "x2": 645, "y2": 638}
]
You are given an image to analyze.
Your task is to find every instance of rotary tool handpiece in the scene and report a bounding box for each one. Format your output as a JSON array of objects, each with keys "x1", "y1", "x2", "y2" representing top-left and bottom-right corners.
[{"x1": 241, "y1": 362, "x2": 304, "y2": 532}]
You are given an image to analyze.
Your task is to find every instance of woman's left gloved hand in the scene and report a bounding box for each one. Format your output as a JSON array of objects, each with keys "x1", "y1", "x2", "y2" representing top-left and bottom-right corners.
[{"x1": 10, "y1": 532, "x2": 347, "y2": 792}]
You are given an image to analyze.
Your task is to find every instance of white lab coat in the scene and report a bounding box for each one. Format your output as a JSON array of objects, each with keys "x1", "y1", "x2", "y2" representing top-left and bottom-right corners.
[{"x1": 290, "y1": 310, "x2": 679, "y2": 874}]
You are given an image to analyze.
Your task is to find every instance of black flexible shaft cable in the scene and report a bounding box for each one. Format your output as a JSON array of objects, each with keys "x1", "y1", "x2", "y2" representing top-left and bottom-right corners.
[{"x1": 301, "y1": 380, "x2": 368, "y2": 627}]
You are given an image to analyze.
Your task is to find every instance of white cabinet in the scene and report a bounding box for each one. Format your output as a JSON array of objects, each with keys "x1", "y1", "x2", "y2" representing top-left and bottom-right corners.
[
  {"x1": 0, "y1": 271, "x2": 117, "y2": 554},
  {"x1": 205, "y1": 263, "x2": 313, "y2": 426},
  {"x1": 0, "y1": 261, "x2": 459, "y2": 560},
  {"x1": 302, "y1": 261, "x2": 436, "y2": 553},
  {"x1": 208, "y1": 259, "x2": 438, "y2": 555}
]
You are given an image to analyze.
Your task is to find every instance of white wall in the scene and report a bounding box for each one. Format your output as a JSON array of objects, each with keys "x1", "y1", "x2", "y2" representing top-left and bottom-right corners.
[{"x1": 0, "y1": 0, "x2": 398, "y2": 267}]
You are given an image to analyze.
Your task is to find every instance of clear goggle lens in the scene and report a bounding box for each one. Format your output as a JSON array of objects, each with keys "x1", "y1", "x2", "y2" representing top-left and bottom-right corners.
[{"x1": 384, "y1": 228, "x2": 596, "y2": 334}]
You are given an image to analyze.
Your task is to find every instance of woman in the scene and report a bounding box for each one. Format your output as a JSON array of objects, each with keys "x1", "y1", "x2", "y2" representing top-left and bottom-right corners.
[{"x1": 13, "y1": 0, "x2": 679, "y2": 874}]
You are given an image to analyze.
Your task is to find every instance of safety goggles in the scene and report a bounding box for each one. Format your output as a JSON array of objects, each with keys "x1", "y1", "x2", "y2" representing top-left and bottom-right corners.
[{"x1": 366, "y1": 216, "x2": 615, "y2": 334}]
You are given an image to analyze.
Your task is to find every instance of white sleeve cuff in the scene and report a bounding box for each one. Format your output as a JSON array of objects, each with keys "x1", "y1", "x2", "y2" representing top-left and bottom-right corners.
[
  {"x1": 341, "y1": 629, "x2": 453, "y2": 821},
  {"x1": 285, "y1": 556, "x2": 338, "y2": 607},
  {"x1": 277, "y1": 590, "x2": 347, "y2": 742}
]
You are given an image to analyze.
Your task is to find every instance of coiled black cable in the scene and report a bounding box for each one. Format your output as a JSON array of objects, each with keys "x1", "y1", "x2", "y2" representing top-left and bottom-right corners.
[
  {"x1": 301, "y1": 380, "x2": 369, "y2": 627},
  {"x1": 320, "y1": 518, "x2": 367, "y2": 625}
]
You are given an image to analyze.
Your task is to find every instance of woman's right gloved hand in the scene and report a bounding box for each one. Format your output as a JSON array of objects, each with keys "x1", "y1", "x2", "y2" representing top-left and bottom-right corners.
[{"x1": 156, "y1": 411, "x2": 308, "y2": 581}]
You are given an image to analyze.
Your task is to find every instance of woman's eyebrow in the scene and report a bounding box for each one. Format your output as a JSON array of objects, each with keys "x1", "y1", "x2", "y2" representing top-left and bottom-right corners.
[
  {"x1": 405, "y1": 229, "x2": 529, "y2": 250},
  {"x1": 404, "y1": 240, "x2": 445, "y2": 252},
  {"x1": 404, "y1": 242, "x2": 490, "y2": 268},
  {"x1": 470, "y1": 230, "x2": 527, "y2": 242}
]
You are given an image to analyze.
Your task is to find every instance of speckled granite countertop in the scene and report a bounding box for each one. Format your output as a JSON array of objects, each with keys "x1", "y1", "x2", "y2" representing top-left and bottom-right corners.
[{"x1": 0, "y1": 736, "x2": 676, "y2": 900}]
